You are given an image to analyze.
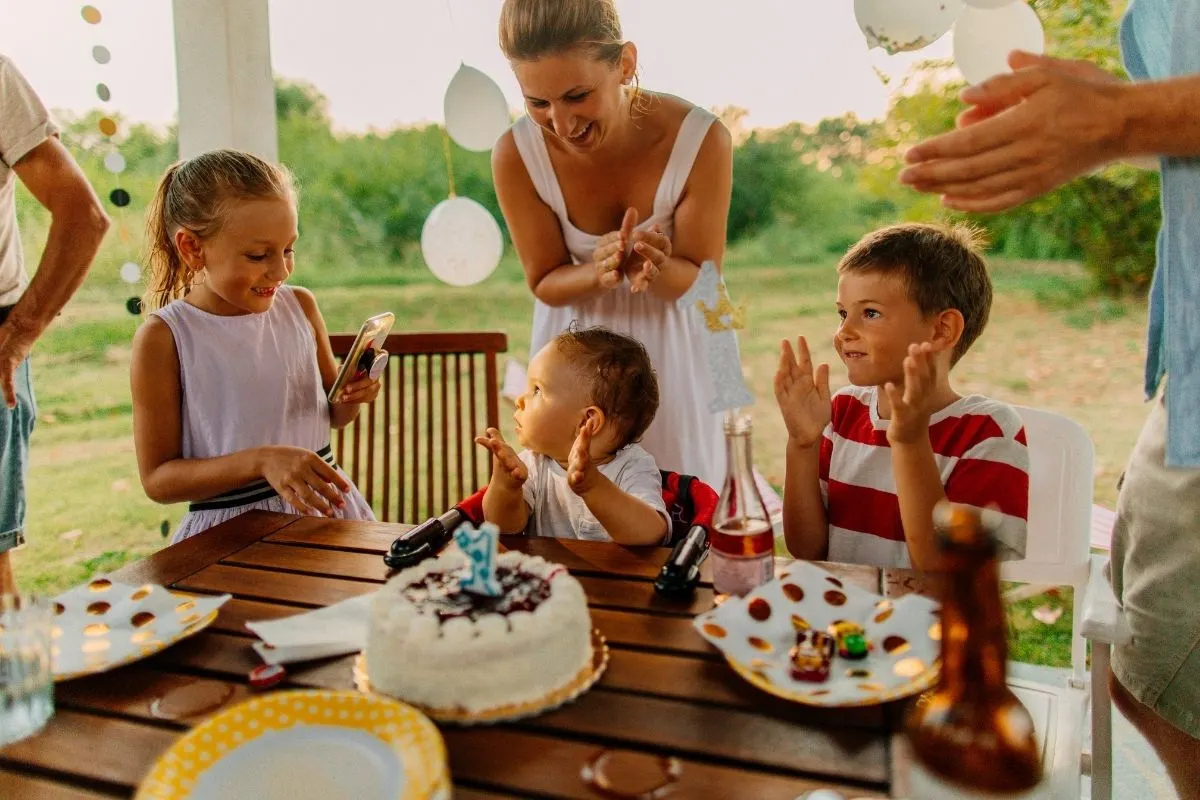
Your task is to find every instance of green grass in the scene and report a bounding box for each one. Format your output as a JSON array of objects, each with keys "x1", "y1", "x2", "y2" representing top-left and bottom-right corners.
[{"x1": 14, "y1": 245, "x2": 1148, "y2": 669}]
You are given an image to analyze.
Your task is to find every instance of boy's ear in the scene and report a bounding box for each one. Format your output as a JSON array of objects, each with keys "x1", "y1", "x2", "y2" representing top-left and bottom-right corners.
[{"x1": 931, "y1": 309, "x2": 965, "y2": 354}]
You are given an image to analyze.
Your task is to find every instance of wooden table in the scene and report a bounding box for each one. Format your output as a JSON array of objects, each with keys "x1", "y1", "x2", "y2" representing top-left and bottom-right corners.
[{"x1": 0, "y1": 511, "x2": 914, "y2": 799}]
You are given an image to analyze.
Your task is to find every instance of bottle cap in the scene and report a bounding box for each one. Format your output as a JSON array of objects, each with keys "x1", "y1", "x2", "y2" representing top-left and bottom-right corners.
[{"x1": 248, "y1": 663, "x2": 286, "y2": 689}]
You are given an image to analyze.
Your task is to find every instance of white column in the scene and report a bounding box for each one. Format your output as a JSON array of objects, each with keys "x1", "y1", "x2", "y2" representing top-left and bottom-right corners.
[{"x1": 172, "y1": 0, "x2": 277, "y2": 162}]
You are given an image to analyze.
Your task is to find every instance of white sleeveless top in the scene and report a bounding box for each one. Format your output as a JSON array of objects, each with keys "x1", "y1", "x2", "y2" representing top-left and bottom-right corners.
[
  {"x1": 511, "y1": 107, "x2": 726, "y2": 487},
  {"x1": 152, "y1": 286, "x2": 374, "y2": 542}
]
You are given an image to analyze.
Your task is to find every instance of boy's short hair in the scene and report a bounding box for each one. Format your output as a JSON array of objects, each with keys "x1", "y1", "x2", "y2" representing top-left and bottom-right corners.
[
  {"x1": 555, "y1": 326, "x2": 659, "y2": 447},
  {"x1": 837, "y1": 222, "x2": 993, "y2": 365}
]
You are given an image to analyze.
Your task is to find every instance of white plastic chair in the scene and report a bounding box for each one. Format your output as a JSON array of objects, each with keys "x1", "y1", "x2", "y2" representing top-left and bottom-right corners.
[{"x1": 1001, "y1": 406, "x2": 1130, "y2": 800}]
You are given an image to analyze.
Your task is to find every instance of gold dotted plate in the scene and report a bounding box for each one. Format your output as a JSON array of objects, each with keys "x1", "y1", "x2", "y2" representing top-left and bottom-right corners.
[
  {"x1": 694, "y1": 562, "x2": 942, "y2": 708},
  {"x1": 135, "y1": 690, "x2": 450, "y2": 800},
  {"x1": 52, "y1": 583, "x2": 224, "y2": 683},
  {"x1": 354, "y1": 629, "x2": 609, "y2": 725}
]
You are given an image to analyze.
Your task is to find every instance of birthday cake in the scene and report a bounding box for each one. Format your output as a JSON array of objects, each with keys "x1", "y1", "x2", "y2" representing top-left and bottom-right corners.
[{"x1": 365, "y1": 547, "x2": 593, "y2": 714}]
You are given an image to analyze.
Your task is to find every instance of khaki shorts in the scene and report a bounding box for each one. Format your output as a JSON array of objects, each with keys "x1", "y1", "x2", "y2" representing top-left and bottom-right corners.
[{"x1": 1109, "y1": 392, "x2": 1200, "y2": 738}]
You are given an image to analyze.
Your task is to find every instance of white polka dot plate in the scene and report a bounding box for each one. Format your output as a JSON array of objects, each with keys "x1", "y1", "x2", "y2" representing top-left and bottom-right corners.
[
  {"x1": 50, "y1": 579, "x2": 229, "y2": 682},
  {"x1": 135, "y1": 689, "x2": 450, "y2": 800},
  {"x1": 693, "y1": 561, "x2": 942, "y2": 707}
]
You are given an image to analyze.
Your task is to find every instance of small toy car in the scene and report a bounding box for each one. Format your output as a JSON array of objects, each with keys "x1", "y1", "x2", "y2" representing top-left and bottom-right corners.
[
  {"x1": 827, "y1": 620, "x2": 870, "y2": 660},
  {"x1": 789, "y1": 629, "x2": 835, "y2": 683}
]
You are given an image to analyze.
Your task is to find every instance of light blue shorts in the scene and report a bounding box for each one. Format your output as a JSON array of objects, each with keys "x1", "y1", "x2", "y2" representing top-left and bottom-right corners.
[{"x1": 1, "y1": 358, "x2": 35, "y2": 553}]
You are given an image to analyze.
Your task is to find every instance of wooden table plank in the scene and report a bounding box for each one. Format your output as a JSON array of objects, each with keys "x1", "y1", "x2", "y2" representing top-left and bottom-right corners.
[
  {"x1": 55, "y1": 666, "x2": 252, "y2": 727},
  {"x1": 207, "y1": 546, "x2": 717, "y2": 617},
  {"x1": 515, "y1": 689, "x2": 890, "y2": 783},
  {"x1": 443, "y1": 728, "x2": 887, "y2": 799},
  {"x1": 175, "y1": 563, "x2": 376, "y2": 607},
  {"x1": 0, "y1": 769, "x2": 120, "y2": 799},
  {"x1": 109, "y1": 511, "x2": 300, "y2": 587},
  {"x1": 0, "y1": 710, "x2": 177, "y2": 790}
]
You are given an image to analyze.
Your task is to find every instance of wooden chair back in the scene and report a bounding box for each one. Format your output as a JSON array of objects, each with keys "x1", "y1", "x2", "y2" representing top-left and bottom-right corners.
[{"x1": 328, "y1": 331, "x2": 507, "y2": 523}]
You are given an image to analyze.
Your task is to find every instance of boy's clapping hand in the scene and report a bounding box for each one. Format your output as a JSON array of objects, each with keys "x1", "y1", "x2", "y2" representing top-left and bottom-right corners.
[
  {"x1": 474, "y1": 428, "x2": 528, "y2": 490},
  {"x1": 884, "y1": 342, "x2": 942, "y2": 445},
  {"x1": 774, "y1": 336, "x2": 832, "y2": 449}
]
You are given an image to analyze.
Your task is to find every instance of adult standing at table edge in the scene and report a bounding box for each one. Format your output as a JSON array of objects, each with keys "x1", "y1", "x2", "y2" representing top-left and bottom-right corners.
[
  {"x1": 898, "y1": 0, "x2": 1200, "y2": 794},
  {"x1": 491, "y1": 0, "x2": 734, "y2": 489},
  {"x1": 0, "y1": 54, "x2": 111, "y2": 594}
]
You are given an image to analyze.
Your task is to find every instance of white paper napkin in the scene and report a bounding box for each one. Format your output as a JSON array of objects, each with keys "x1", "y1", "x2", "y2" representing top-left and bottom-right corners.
[{"x1": 246, "y1": 593, "x2": 375, "y2": 665}]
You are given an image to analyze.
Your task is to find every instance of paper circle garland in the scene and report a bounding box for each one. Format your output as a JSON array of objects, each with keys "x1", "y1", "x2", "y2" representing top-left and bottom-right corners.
[
  {"x1": 853, "y1": 0, "x2": 963, "y2": 55},
  {"x1": 109, "y1": 188, "x2": 130, "y2": 207},
  {"x1": 953, "y1": 1, "x2": 1045, "y2": 84},
  {"x1": 81, "y1": 5, "x2": 101, "y2": 23},
  {"x1": 92, "y1": 45, "x2": 111, "y2": 64},
  {"x1": 103, "y1": 151, "x2": 126, "y2": 174},
  {"x1": 420, "y1": 197, "x2": 503, "y2": 287},
  {"x1": 98, "y1": 117, "x2": 117, "y2": 137},
  {"x1": 125, "y1": 297, "x2": 142, "y2": 316},
  {"x1": 96, "y1": 83, "x2": 110, "y2": 102},
  {"x1": 443, "y1": 64, "x2": 511, "y2": 152},
  {"x1": 119, "y1": 262, "x2": 140, "y2": 284}
]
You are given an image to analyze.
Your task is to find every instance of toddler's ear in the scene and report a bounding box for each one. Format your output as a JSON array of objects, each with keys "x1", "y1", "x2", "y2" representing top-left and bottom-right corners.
[{"x1": 579, "y1": 406, "x2": 605, "y2": 435}]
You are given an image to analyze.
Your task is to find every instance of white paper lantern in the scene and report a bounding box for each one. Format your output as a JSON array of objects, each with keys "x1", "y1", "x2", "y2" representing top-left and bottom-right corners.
[
  {"x1": 854, "y1": 0, "x2": 963, "y2": 55},
  {"x1": 954, "y1": 2, "x2": 1045, "y2": 84},
  {"x1": 443, "y1": 64, "x2": 511, "y2": 152},
  {"x1": 420, "y1": 197, "x2": 503, "y2": 287},
  {"x1": 963, "y1": 0, "x2": 1018, "y2": 8}
]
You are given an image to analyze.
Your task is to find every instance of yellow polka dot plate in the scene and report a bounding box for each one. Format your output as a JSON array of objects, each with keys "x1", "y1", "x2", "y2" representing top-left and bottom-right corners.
[
  {"x1": 135, "y1": 690, "x2": 450, "y2": 800},
  {"x1": 50, "y1": 579, "x2": 229, "y2": 682},
  {"x1": 693, "y1": 561, "x2": 942, "y2": 707}
]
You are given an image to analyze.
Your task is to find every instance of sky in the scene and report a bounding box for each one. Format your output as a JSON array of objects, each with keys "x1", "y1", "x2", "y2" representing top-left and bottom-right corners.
[{"x1": 0, "y1": 0, "x2": 955, "y2": 133}]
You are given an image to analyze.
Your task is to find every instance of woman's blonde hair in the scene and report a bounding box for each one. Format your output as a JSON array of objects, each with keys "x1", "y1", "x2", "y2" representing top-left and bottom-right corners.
[
  {"x1": 499, "y1": 0, "x2": 624, "y2": 64},
  {"x1": 498, "y1": 0, "x2": 648, "y2": 115},
  {"x1": 143, "y1": 149, "x2": 295, "y2": 310}
]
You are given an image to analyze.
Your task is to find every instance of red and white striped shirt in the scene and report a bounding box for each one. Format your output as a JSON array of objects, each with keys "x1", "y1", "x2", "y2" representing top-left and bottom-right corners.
[{"x1": 819, "y1": 386, "x2": 1029, "y2": 567}]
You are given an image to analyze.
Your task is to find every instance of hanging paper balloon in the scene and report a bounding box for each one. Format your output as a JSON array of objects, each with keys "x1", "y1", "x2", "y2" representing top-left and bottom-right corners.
[
  {"x1": 119, "y1": 262, "x2": 140, "y2": 284},
  {"x1": 420, "y1": 196, "x2": 503, "y2": 287},
  {"x1": 125, "y1": 297, "x2": 143, "y2": 316},
  {"x1": 443, "y1": 64, "x2": 511, "y2": 152},
  {"x1": 103, "y1": 151, "x2": 126, "y2": 174},
  {"x1": 92, "y1": 45, "x2": 111, "y2": 64},
  {"x1": 962, "y1": 0, "x2": 1017, "y2": 7},
  {"x1": 853, "y1": 0, "x2": 963, "y2": 55},
  {"x1": 96, "y1": 83, "x2": 110, "y2": 102},
  {"x1": 109, "y1": 188, "x2": 130, "y2": 207},
  {"x1": 953, "y1": 1, "x2": 1045, "y2": 85}
]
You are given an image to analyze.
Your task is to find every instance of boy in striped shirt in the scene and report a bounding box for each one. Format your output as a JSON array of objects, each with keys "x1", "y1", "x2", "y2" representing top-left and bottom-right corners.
[{"x1": 774, "y1": 223, "x2": 1028, "y2": 569}]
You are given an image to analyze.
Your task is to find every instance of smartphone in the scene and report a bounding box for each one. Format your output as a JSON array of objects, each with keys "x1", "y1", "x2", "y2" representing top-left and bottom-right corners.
[{"x1": 328, "y1": 312, "x2": 395, "y2": 404}]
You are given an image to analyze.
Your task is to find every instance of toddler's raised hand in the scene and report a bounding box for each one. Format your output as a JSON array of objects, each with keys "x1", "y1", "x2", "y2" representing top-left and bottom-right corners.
[
  {"x1": 474, "y1": 427, "x2": 527, "y2": 490},
  {"x1": 885, "y1": 342, "x2": 941, "y2": 445},
  {"x1": 567, "y1": 422, "x2": 600, "y2": 496},
  {"x1": 774, "y1": 336, "x2": 831, "y2": 448}
]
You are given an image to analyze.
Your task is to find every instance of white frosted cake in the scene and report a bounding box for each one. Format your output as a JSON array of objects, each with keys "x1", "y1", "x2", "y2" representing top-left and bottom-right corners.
[{"x1": 366, "y1": 549, "x2": 593, "y2": 714}]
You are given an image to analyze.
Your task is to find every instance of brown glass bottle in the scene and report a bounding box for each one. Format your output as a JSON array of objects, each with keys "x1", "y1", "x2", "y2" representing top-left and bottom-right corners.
[{"x1": 905, "y1": 502, "x2": 1042, "y2": 794}]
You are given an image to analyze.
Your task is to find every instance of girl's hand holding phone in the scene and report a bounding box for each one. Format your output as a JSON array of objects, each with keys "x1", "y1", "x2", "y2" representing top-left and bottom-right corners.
[{"x1": 330, "y1": 355, "x2": 386, "y2": 406}]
